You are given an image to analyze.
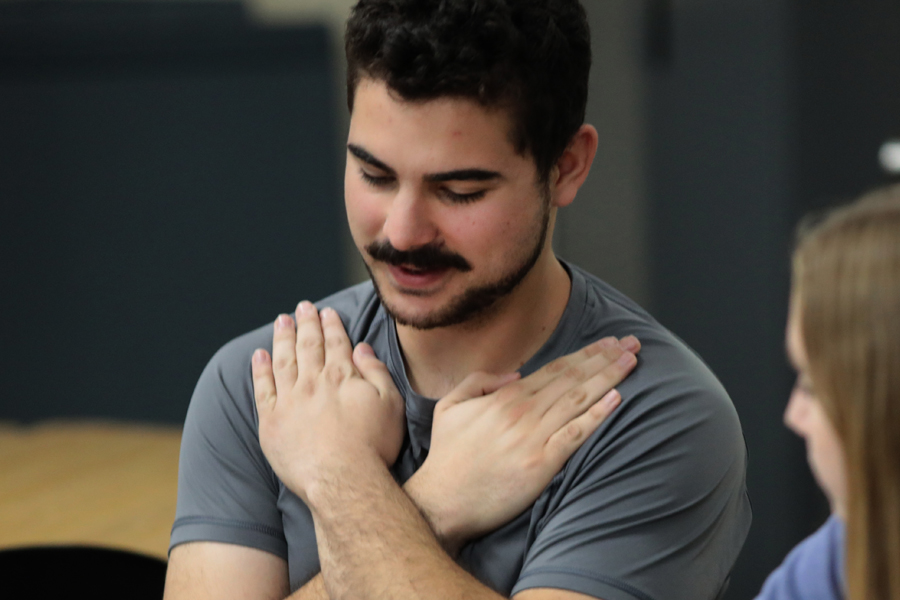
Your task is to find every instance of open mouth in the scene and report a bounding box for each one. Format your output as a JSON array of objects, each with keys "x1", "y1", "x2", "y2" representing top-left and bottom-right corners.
[
  {"x1": 389, "y1": 264, "x2": 451, "y2": 288},
  {"x1": 398, "y1": 264, "x2": 442, "y2": 275}
]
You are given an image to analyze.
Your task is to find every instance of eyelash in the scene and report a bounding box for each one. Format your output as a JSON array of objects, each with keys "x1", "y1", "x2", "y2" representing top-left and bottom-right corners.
[
  {"x1": 359, "y1": 170, "x2": 487, "y2": 204},
  {"x1": 442, "y1": 189, "x2": 487, "y2": 204},
  {"x1": 360, "y1": 170, "x2": 393, "y2": 187}
]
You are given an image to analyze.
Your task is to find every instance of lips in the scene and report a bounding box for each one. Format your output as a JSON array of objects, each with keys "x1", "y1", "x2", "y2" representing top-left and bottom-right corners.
[{"x1": 387, "y1": 264, "x2": 451, "y2": 289}]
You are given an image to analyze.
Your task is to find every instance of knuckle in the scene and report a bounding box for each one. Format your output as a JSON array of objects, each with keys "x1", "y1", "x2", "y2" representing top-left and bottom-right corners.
[
  {"x1": 299, "y1": 335, "x2": 321, "y2": 351},
  {"x1": 272, "y1": 354, "x2": 296, "y2": 372},
  {"x1": 565, "y1": 386, "x2": 588, "y2": 406},
  {"x1": 252, "y1": 386, "x2": 268, "y2": 403},
  {"x1": 563, "y1": 365, "x2": 585, "y2": 381},
  {"x1": 323, "y1": 363, "x2": 349, "y2": 386},
  {"x1": 543, "y1": 357, "x2": 569, "y2": 375},
  {"x1": 325, "y1": 334, "x2": 345, "y2": 350},
  {"x1": 599, "y1": 343, "x2": 623, "y2": 362},
  {"x1": 585, "y1": 337, "x2": 612, "y2": 357},
  {"x1": 563, "y1": 421, "x2": 583, "y2": 442},
  {"x1": 502, "y1": 399, "x2": 531, "y2": 426},
  {"x1": 299, "y1": 376, "x2": 317, "y2": 397}
]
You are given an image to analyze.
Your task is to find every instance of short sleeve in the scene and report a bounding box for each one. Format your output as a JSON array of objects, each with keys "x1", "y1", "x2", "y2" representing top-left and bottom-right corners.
[
  {"x1": 512, "y1": 340, "x2": 752, "y2": 600},
  {"x1": 169, "y1": 324, "x2": 288, "y2": 558}
]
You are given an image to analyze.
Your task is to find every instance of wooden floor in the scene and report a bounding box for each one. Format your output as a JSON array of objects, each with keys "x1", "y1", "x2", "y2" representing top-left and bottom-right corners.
[{"x1": 0, "y1": 420, "x2": 182, "y2": 559}]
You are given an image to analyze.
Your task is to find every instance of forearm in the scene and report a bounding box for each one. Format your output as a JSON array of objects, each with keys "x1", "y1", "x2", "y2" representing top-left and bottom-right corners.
[
  {"x1": 307, "y1": 454, "x2": 505, "y2": 600},
  {"x1": 287, "y1": 476, "x2": 467, "y2": 600},
  {"x1": 286, "y1": 573, "x2": 328, "y2": 600}
]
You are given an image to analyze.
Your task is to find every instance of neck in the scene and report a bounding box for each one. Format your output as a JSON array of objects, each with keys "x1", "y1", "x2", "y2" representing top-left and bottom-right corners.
[{"x1": 395, "y1": 251, "x2": 571, "y2": 399}]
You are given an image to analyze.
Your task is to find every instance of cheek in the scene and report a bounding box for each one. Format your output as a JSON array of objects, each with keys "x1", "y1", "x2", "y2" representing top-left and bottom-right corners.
[
  {"x1": 807, "y1": 408, "x2": 848, "y2": 511},
  {"x1": 344, "y1": 178, "x2": 385, "y2": 241},
  {"x1": 440, "y1": 198, "x2": 533, "y2": 252}
]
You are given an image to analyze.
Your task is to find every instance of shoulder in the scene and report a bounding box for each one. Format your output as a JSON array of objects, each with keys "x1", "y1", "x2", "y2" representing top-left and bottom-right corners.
[
  {"x1": 755, "y1": 516, "x2": 845, "y2": 600},
  {"x1": 516, "y1": 265, "x2": 751, "y2": 599},
  {"x1": 207, "y1": 281, "x2": 380, "y2": 373},
  {"x1": 172, "y1": 281, "x2": 382, "y2": 554},
  {"x1": 571, "y1": 264, "x2": 746, "y2": 497},
  {"x1": 190, "y1": 281, "x2": 381, "y2": 426},
  {"x1": 570, "y1": 263, "x2": 739, "y2": 430}
]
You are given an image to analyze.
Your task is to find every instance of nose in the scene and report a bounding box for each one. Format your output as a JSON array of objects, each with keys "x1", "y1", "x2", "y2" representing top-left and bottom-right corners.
[
  {"x1": 783, "y1": 388, "x2": 808, "y2": 436},
  {"x1": 381, "y1": 187, "x2": 438, "y2": 251}
]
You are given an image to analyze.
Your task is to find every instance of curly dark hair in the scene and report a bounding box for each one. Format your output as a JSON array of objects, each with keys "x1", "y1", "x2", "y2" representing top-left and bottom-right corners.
[{"x1": 345, "y1": 0, "x2": 591, "y2": 183}]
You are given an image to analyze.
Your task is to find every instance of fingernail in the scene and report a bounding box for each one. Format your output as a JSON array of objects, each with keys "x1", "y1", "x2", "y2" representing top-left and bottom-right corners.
[
  {"x1": 592, "y1": 389, "x2": 621, "y2": 415},
  {"x1": 598, "y1": 337, "x2": 616, "y2": 349},
  {"x1": 603, "y1": 389, "x2": 621, "y2": 407},
  {"x1": 355, "y1": 343, "x2": 374, "y2": 357},
  {"x1": 620, "y1": 335, "x2": 640, "y2": 352},
  {"x1": 276, "y1": 314, "x2": 291, "y2": 329},
  {"x1": 298, "y1": 301, "x2": 314, "y2": 315},
  {"x1": 502, "y1": 372, "x2": 521, "y2": 383},
  {"x1": 252, "y1": 349, "x2": 268, "y2": 364},
  {"x1": 617, "y1": 351, "x2": 636, "y2": 367},
  {"x1": 321, "y1": 307, "x2": 335, "y2": 319}
]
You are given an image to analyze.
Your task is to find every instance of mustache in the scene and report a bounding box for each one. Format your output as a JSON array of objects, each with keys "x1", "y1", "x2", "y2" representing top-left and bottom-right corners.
[{"x1": 365, "y1": 240, "x2": 472, "y2": 272}]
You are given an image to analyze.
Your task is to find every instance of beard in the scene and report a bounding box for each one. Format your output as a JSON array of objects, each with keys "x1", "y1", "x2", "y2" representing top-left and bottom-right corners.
[{"x1": 363, "y1": 201, "x2": 551, "y2": 330}]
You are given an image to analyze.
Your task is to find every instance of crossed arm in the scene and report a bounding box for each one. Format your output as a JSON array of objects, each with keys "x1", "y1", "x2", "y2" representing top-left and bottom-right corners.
[{"x1": 165, "y1": 302, "x2": 640, "y2": 600}]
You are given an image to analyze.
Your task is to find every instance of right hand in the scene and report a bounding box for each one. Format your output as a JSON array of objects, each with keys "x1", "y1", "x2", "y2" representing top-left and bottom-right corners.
[
  {"x1": 404, "y1": 335, "x2": 640, "y2": 554},
  {"x1": 252, "y1": 303, "x2": 405, "y2": 504}
]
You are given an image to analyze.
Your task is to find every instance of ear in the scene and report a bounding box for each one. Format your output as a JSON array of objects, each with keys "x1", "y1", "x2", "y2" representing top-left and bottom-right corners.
[{"x1": 549, "y1": 124, "x2": 598, "y2": 208}]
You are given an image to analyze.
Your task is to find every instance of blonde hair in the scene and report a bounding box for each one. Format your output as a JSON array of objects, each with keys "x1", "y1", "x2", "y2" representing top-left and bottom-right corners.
[{"x1": 792, "y1": 183, "x2": 900, "y2": 600}]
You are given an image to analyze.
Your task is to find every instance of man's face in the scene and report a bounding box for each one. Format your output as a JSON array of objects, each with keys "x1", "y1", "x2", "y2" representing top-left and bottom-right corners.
[{"x1": 344, "y1": 78, "x2": 552, "y2": 330}]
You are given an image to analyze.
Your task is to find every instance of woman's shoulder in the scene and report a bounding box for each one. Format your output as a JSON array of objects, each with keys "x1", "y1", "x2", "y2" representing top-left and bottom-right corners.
[{"x1": 754, "y1": 515, "x2": 844, "y2": 600}]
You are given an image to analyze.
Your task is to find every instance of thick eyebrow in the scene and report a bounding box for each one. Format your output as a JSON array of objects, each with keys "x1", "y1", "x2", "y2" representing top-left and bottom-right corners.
[
  {"x1": 347, "y1": 143, "x2": 502, "y2": 183},
  {"x1": 348, "y1": 144, "x2": 394, "y2": 175},
  {"x1": 424, "y1": 169, "x2": 502, "y2": 183}
]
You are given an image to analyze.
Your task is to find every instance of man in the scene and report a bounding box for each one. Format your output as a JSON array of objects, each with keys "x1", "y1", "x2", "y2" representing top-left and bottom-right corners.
[{"x1": 165, "y1": 1, "x2": 751, "y2": 599}]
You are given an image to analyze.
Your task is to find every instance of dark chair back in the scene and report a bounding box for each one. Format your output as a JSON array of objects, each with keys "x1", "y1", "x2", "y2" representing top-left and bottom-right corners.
[{"x1": 0, "y1": 545, "x2": 167, "y2": 599}]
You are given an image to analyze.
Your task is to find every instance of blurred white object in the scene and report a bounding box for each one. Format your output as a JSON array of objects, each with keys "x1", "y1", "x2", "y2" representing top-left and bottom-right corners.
[{"x1": 879, "y1": 140, "x2": 900, "y2": 174}]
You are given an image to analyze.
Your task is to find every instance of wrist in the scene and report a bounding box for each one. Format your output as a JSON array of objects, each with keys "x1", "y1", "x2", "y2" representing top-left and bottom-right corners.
[
  {"x1": 304, "y1": 450, "x2": 390, "y2": 514},
  {"x1": 403, "y1": 471, "x2": 467, "y2": 557}
]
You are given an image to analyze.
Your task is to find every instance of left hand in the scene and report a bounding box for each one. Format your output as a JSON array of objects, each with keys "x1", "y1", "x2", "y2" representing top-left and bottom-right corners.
[{"x1": 251, "y1": 301, "x2": 405, "y2": 503}]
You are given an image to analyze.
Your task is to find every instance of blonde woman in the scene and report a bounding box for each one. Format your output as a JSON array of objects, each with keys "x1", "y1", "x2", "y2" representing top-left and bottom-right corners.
[{"x1": 756, "y1": 184, "x2": 900, "y2": 600}]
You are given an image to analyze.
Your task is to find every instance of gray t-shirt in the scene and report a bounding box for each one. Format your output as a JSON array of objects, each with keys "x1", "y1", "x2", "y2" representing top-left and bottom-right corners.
[{"x1": 171, "y1": 263, "x2": 751, "y2": 600}]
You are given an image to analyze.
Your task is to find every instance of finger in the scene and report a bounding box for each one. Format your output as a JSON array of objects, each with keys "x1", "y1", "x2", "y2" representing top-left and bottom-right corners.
[
  {"x1": 294, "y1": 301, "x2": 325, "y2": 373},
  {"x1": 251, "y1": 349, "x2": 277, "y2": 414},
  {"x1": 441, "y1": 371, "x2": 521, "y2": 405},
  {"x1": 619, "y1": 335, "x2": 641, "y2": 354},
  {"x1": 528, "y1": 337, "x2": 627, "y2": 412},
  {"x1": 519, "y1": 337, "x2": 620, "y2": 393},
  {"x1": 352, "y1": 342, "x2": 401, "y2": 401},
  {"x1": 321, "y1": 307, "x2": 354, "y2": 367},
  {"x1": 272, "y1": 313, "x2": 299, "y2": 394},
  {"x1": 543, "y1": 388, "x2": 622, "y2": 470},
  {"x1": 539, "y1": 349, "x2": 637, "y2": 432}
]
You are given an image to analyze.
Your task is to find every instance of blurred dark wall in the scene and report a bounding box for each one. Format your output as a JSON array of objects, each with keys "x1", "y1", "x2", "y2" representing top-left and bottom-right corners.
[
  {"x1": 0, "y1": 2, "x2": 343, "y2": 423},
  {"x1": 646, "y1": 0, "x2": 900, "y2": 598},
  {"x1": 795, "y1": 0, "x2": 900, "y2": 214}
]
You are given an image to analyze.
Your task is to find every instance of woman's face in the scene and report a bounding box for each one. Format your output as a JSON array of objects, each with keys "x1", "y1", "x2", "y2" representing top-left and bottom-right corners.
[{"x1": 784, "y1": 295, "x2": 849, "y2": 519}]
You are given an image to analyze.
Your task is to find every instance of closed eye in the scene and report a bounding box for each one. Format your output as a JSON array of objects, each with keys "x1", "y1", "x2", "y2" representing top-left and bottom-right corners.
[
  {"x1": 360, "y1": 169, "x2": 394, "y2": 188},
  {"x1": 441, "y1": 188, "x2": 487, "y2": 203}
]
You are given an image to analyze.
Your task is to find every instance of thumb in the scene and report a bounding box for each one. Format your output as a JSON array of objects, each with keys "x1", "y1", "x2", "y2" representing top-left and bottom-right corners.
[{"x1": 352, "y1": 342, "x2": 399, "y2": 399}]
